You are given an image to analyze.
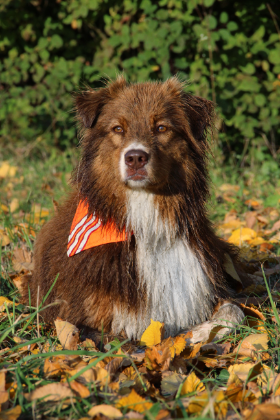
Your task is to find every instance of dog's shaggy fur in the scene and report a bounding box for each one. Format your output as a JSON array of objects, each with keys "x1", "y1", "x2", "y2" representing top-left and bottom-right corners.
[{"x1": 23, "y1": 76, "x2": 241, "y2": 339}]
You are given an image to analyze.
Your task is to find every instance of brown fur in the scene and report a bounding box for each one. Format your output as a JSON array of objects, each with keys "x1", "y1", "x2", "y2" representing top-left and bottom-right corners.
[{"x1": 22, "y1": 76, "x2": 240, "y2": 337}]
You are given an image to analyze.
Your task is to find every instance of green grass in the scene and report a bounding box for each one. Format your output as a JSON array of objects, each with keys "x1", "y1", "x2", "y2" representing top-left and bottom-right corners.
[{"x1": 1, "y1": 148, "x2": 280, "y2": 419}]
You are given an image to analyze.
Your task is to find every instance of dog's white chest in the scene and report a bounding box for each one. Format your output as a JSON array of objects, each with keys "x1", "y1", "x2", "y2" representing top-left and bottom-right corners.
[{"x1": 112, "y1": 191, "x2": 215, "y2": 339}]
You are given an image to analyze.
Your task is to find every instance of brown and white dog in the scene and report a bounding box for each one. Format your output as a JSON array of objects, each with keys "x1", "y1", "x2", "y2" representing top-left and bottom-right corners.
[{"x1": 23, "y1": 76, "x2": 244, "y2": 339}]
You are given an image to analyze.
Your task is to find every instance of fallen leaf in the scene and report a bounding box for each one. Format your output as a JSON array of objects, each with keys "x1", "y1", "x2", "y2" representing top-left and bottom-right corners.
[
  {"x1": 140, "y1": 319, "x2": 164, "y2": 347},
  {"x1": 223, "y1": 253, "x2": 242, "y2": 284},
  {"x1": 245, "y1": 212, "x2": 257, "y2": 229},
  {"x1": 69, "y1": 380, "x2": 90, "y2": 398},
  {"x1": 228, "y1": 361, "x2": 263, "y2": 384},
  {"x1": 0, "y1": 371, "x2": 8, "y2": 406},
  {"x1": 248, "y1": 237, "x2": 267, "y2": 246},
  {"x1": 180, "y1": 372, "x2": 205, "y2": 396},
  {"x1": 245, "y1": 199, "x2": 261, "y2": 209},
  {"x1": 117, "y1": 389, "x2": 153, "y2": 413},
  {"x1": 242, "y1": 333, "x2": 268, "y2": 351},
  {"x1": 161, "y1": 372, "x2": 185, "y2": 397},
  {"x1": 244, "y1": 403, "x2": 280, "y2": 420},
  {"x1": 0, "y1": 162, "x2": 17, "y2": 178},
  {"x1": 228, "y1": 228, "x2": 257, "y2": 246},
  {"x1": 0, "y1": 229, "x2": 10, "y2": 247},
  {"x1": 0, "y1": 405, "x2": 21, "y2": 420},
  {"x1": 219, "y1": 184, "x2": 240, "y2": 193},
  {"x1": 88, "y1": 404, "x2": 122, "y2": 418},
  {"x1": 54, "y1": 318, "x2": 79, "y2": 350},
  {"x1": 144, "y1": 344, "x2": 171, "y2": 371},
  {"x1": 26, "y1": 383, "x2": 75, "y2": 404},
  {"x1": 188, "y1": 390, "x2": 227, "y2": 417},
  {"x1": 12, "y1": 246, "x2": 33, "y2": 272},
  {"x1": 9, "y1": 198, "x2": 19, "y2": 213},
  {"x1": 0, "y1": 297, "x2": 18, "y2": 312}
]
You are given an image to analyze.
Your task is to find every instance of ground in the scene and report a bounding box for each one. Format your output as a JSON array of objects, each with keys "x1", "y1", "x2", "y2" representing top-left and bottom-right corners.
[{"x1": 1, "y1": 150, "x2": 280, "y2": 420}]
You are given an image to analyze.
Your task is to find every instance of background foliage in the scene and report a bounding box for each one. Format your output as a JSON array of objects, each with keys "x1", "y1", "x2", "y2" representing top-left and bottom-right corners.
[{"x1": 0, "y1": 0, "x2": 280, "y2": 168}]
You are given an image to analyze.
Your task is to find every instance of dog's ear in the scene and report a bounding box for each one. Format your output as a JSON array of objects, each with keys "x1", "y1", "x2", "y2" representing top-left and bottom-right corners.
[
  {"x1": 75, "y1": 76, "x2": 127, "y2": 128},
  {"x1": 182, "y1": 93, "x2": 215, "y2": 142},
  {"x1": 75, "y1": 89, "x2": 109, "y2": 128}
]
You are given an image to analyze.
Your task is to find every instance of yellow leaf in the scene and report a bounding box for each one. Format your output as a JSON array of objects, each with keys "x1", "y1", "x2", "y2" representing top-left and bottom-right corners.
[
  {"x1": 88, "y1": 404, "x2": 122, "y2": 418},
  {"x1": 9, "y1": 198, "x2": 19, "y2": 213},
  {"x1": 242, "y1": 333, "x2": 268, "y2": 351},
  {"x1": 0, "y1": 405, "x2": 21, "y2": 420},
  {"x1": 0, "y1": 371, "x2": 8, "y2": 405},
  {"x1": 247, "y1": 237, "x2": 267, "y2": 246},
  {"x1": 173, "y1": 336, "x2": 186, "y2": 356},
  {"x1": 180, "y1": 372, "x2": 205, "y2": 396},
  {"x1": 228, "y1": 362, "x2": 263, "y2": 384},
  {"x1": 0, "y1": 162, "x2": 17, "y2": 178},
  {"x1": 1, "y1": 204, "x2": 9, "y2": 213},
  {"x1": 228, "y1": 228, "x2": 257, "y2": 246},
  {"x1": 188, "y1": 390, "x2": 227, "y2": 417},
  {"x1": 0, "y1": 296, "x2": 18, "y2": 312},
  {"x1": 0, "y1": 229, "x2": 10, "y2": 247},
  {"x1": 117, "y1": 389, "x2": 152, "y2": 413},
  {"x1": 140, "y1": 319, "x2": 164, "y2": 347}
]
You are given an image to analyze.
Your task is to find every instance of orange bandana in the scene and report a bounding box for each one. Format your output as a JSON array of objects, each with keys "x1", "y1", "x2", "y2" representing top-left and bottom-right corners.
[{"x1": 67, "y1": 201, "x2": 127, "y2": 257}]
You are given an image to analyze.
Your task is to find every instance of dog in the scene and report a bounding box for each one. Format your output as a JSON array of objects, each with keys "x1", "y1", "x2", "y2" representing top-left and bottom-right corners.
[{"x1": 23, "y1": 76, "x2": 244, "y2": 339}]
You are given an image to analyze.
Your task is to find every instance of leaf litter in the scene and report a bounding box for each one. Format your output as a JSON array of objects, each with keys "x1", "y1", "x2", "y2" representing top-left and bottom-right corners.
[{"x1": 1, "y1": 164, "x2": 280, "y2": 418}]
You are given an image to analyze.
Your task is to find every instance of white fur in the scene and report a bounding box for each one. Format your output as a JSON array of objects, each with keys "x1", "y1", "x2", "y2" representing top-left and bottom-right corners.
[
  {"x1": 112, "y1": 190, "x2": 215, "y2": 339},
  {"x1": 119, "y1": 142, "x2": 150, "y2": 188}
]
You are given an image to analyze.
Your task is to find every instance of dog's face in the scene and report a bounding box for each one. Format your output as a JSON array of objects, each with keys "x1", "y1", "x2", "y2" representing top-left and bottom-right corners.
[{"x1": 75, "y1": 76, "x2": 214, "y2": 198}]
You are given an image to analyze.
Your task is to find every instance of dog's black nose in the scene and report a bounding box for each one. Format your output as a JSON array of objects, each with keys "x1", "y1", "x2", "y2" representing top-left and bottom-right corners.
[{"x1": 124, "y1": 149, "x2": 149, "y2": 169}]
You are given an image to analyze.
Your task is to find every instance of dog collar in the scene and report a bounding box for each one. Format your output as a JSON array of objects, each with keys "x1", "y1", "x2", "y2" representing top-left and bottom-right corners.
[{"x1": 67, "y1": 201, "x2": 127, "y2": 257}]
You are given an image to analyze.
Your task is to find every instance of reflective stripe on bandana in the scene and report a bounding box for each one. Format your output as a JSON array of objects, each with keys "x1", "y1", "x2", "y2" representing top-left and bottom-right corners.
[{"x1": 67, "y1": 201, "x2": 127, "y2": 257}]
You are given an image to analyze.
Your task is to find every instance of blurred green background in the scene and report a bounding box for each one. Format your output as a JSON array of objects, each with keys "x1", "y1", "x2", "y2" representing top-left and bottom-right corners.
[{"x1": 0, "y1": 0, "x2": 280, "y2": 172}]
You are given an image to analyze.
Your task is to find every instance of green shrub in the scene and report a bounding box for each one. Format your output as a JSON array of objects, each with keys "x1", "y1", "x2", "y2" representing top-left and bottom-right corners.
[{"x1": 0, "y1": 0, "x2": 279, "y2": 164}]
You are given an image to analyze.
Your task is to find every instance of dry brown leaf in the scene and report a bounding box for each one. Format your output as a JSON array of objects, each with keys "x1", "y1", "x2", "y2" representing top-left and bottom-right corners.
[
  {"x1": 228, "y1": 361, "x2": 263, "y2": 384},
  {"x1": 240, "y1": 304, "x2": 266, "y2": 331},
  {"x1": 66, "y1": 365, "x2": 109, "y2": 386},
  {"x1": 54, "y1": 318, "x2": 79, "y2": 350},
  {"x1": 271, "y1": 220, "x2": 280, "y2": 232},
  {"x1": 244, "y1": 403, "x2": 280, "y2": 420},
  {"x1": 144, "y1": 344, "x2": 171, "y2": 371},
  {"x1": 69, "y1": 381, "x2": 90, "y2": 398},
  {"x1": 12, "y1": 246, "x2": 33, "y2": 273},
  {"x1": 44, "y1": 356, "x2": 65, "y2": 378},
  {"x1": 180, "y1": 372, "x2": 205, "y2": 396},
  {"x1": 245, "y1": 212, "x2": 257, "y2": 229},
  {"x1": 26, "y1": 383, "x2": 75, "y2": 404},
  {"x1": 140, "y1": 319, "x2": 164, "y2": 347},
  {"x1": 117, "y1": 389, "x2": 152, "y2": 413},
  {"x1": 0, "y1": 405, "x2": 21, "y2": 420},
  {"x1": 182, "y1": 342, "x2": 202, "y2": 359},
  {"x1": 88, "y1": 404, "x2": 122, "y2": 418},
  {"x1": 242, "y1": 333, "x2": 268, "y2": 350}
]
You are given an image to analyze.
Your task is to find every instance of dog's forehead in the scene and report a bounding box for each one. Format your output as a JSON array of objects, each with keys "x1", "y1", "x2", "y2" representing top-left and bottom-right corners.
[{"x1": 106, "y1": 82, "x2": 182, "y2": 118}]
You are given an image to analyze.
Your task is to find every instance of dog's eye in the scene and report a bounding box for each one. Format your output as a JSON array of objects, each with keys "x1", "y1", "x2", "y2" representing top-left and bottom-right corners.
[
  {"x1": 113, "y1": 126, "x2": 123, "y2": 133},
  {"x1": 157, "y1": 125, "x2": 167, "y2": 133}
]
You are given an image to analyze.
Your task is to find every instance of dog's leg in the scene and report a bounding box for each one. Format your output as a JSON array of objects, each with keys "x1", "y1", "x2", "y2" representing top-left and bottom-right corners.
[{"x1": 180, "y1": 302, "x2": 244, "y2": 344}]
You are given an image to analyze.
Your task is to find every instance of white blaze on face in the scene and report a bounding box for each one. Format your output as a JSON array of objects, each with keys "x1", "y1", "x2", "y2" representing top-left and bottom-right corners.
[
  {"x1": 112, "y1": 190, "x2": 215, "y2": 339},
  {"x1": 119, "y1": 142, "x2": 150, "y2": 188}
]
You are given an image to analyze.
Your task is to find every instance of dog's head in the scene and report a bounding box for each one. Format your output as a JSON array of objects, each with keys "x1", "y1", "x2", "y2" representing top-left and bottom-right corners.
[{"x1": 74, "y1": 76, "x2": 215, "y2": 219}]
